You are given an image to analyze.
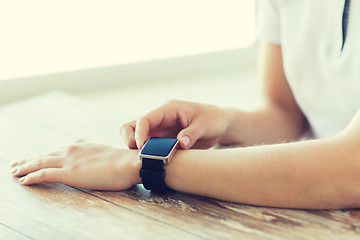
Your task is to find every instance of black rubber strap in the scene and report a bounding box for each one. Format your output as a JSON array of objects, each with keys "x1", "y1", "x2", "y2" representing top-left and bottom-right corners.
[{"x1": 140, "y1": 158, "x2": 171, "y2": 192}]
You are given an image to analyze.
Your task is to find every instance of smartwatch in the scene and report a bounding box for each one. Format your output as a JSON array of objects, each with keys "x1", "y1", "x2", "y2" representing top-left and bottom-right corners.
[{"x1": 139, "y1": 137, "x2": 179, "y2": 192}]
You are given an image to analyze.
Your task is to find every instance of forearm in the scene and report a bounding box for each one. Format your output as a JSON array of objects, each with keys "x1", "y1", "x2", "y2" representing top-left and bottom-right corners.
[
  {"x1": 219, "y1": 103, "x2": 306, "y2": 146},
  {"x1": 219, "y1": 41, "x2": 307, "y2": 147},
  {"x1": 165, "y1": 133, "x2": 360, "y2": 209}
]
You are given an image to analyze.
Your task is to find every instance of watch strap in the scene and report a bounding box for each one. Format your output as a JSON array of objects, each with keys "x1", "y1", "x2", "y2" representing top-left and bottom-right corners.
[{"x1": 140, "y1": 158, "x2": 171, "y2": 192}]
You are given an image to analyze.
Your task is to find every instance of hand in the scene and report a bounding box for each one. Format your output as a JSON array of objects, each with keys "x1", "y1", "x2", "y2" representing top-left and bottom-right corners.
[
  {"x1": 120, "y1": 100, "x2": 231, "y2": 150},
  {"x1": 10, "y1": 140, "x2": 141, "y2": 190}
]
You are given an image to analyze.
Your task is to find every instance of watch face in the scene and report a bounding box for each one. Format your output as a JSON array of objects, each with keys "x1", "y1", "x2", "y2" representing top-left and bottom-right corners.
[{"x1": 140, "y1": 137, "x2": 178, "y2": 157}]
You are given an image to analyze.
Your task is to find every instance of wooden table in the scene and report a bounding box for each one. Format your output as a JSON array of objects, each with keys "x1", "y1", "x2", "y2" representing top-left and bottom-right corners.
[{"x1": 1, "y1": 92, "x2": 360, "y2": 240}]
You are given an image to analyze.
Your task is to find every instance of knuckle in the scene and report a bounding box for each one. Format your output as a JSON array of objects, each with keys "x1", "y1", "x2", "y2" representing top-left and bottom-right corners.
[
  {"x1": 35, "y1": 158, "x2": 43, "y2": 168},
  {"x1": 18, "y1": 159, "x2": 27, "y2": 165},
  {"x1": 136, "y1": 117, "x2": 150, "y2": 129},
  {"x1": 37, "y1": 169, "x2": 47, "y2": 179},
  {"x1": 137, "y1": 116, "x2": 146, "y2": 123},
  {"x1": 69, "y1": 164, "x2": 80, "y2": 173},
  {"x1": 167, "y1": 99, "x2": 183, "y2": 106},
  {"x1": 67, "y1": 144, "x2": 81, "y2": 153},
  {"x1": 120, "y1": 125, "x2": 134, "y2": 138}
]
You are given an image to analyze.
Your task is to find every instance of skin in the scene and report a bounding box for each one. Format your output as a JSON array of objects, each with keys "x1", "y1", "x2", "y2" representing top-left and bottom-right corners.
[{"x1": 10, "y1": 42, "x2": 360, "y2": 209}]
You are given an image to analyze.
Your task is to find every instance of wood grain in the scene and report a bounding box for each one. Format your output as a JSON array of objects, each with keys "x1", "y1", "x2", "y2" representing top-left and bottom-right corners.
[
  {"x1": 0, "y1": 160, "x2": 200, "y2": 240},
  {"x1": 1, "y1": 92, "x2": 360, "y2": 240},
  {"x1": 89, "y1": 190, "x2": 360, "y2": 240},
  {"x1": 0, "y1": 223, "x2": 31, "y2": 240}
]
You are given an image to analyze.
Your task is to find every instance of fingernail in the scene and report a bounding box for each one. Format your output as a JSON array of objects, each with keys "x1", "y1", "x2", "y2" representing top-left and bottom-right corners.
[
  {"x1": 10, "y1": 161, "x2": 18, "y2": 168},
  {"x1": 11, "y1": 167, "x2": 18, "y2": 175},
  {"x1": 136, "y1": 140, "x2": 143, "y2": 149},
  {"x1": 19, "y1": 177, "x2": 26, "y2": 184},
  {"x1": 181, "y1": 136, "x2": 191, "y2": 148}
]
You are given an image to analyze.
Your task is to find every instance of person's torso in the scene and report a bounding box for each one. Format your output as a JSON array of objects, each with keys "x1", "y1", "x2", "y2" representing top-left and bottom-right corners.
[{"x1": 278, "y1": 0, "x2": 360, "y2": 138}]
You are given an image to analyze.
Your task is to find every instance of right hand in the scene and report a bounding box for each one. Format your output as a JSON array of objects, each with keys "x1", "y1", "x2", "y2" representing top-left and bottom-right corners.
[{"x1": 120, "y1": 100, "x2": 231, "y2": 150}]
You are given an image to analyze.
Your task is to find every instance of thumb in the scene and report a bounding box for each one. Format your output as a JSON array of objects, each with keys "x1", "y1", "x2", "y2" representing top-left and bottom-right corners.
[{"x1": 177, "y1": 123, "x2": 204, "y2": 149}]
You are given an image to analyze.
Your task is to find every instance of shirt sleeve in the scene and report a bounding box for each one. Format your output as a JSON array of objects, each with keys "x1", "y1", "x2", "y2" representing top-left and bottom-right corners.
[{"x1": 257, "y1": 0, "x2": 282, "y2": 44}]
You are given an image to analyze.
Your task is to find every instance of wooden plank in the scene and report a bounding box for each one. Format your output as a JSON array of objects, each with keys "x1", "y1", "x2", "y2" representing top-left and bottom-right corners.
[
  {"x1": 88, "y1": 190, "x2": 360, "y2": 240},
  {"x1": 0, "y1": 114, "x2": 77, "y2": 161},
  {"x1": 307, "y1": 210, "x2": 360, "y2": 232},
  {"x1": 0, "y1": 96, "x2": 204, "y2": 240},
  {"x1": 0, "y1": 160, "x2": 202, "y2": 240},
  {"x1": 0, "y1": 93, "x2": 269, "y2": 239},
  {"x1": 2, "y1": 92, "x2": 360, "y2": 240},
  {"x1": 0, "y1": 91, "x2": 132, "y2": 161},
  {"x1": 0, "y1": 91, "x2": 134, "y2": 146},
  {"x1": 83, "y1": 189, "x2": 272, "y2": 240},
  {"x1": 0, "y1": 223, "x2": 32, "y2": 240}
]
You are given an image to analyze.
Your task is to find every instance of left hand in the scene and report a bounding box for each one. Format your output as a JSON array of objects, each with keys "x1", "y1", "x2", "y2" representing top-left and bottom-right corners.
[{"x1": 10, "y1": 140, "x2": 141, "y2": 190}]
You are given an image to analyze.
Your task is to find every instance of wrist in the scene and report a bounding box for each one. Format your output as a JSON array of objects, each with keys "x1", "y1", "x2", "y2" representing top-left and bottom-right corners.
[
  {"x1": 138, "y1": 138, "x2": 180, "y2": 192},
  {"x1": 164, "y1": 149, "x2": 190, "y2": 191},
  {"x1": 164, "y1": 149, "x2": 213, "y2": 195},
  {"x1": 126, "y1": 149, "x2": 142, "y2": 185},
  {"x1": 133, "y1": 160, "x2": 142, "y2": 185}
]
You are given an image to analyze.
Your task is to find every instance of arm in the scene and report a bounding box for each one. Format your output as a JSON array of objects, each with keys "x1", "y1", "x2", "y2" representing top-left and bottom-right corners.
[
  {"x1": 166, "y1": 128, "x2": 360, "y2": 209},
  {"x1": 11, "y1": 42, "x2": 359, "y2": 209},
  {"x1": 219, "y1": 42, "x2": 307, "y2": 146},
  {"x1": 121, "y1": 42, "x2": 307, "y2": 150},
  {"x1": 12, "y1": 117, "x2": 360, "y2": 209}
]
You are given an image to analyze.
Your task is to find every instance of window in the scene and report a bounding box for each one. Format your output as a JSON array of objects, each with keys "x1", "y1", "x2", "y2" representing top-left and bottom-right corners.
[{"x1": 0, "y1": 0, "x2": 255, "y2": 81}]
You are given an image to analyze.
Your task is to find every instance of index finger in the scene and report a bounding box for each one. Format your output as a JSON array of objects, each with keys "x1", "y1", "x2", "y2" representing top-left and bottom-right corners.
[{"x1": 135, "y1": 105, "x2": 176, "y2": 149}]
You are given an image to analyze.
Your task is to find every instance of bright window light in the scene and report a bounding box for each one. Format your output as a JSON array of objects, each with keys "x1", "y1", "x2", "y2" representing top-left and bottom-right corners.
[{"x1": 0, "y1": 1, "x2": 255, "y2": 80}]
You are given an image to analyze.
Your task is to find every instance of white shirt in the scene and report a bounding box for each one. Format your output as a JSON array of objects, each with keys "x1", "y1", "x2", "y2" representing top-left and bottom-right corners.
[{"x1": 258, "y1": 0, "x2": 360, "y2": 138}]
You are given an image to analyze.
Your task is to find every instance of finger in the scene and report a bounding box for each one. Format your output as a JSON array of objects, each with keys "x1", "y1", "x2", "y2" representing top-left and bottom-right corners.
[
  {"x1": 19, "y1": 168, "x2": 64, "y2": 185},
  {"x1": 145, "y1": 127, "x2": 179, "y2": 139},
  {"x1": 136, "y1": 102, "x2": 188, "y2": 149},
  {"x1": 10, "y1": 159, "x2": 27, "y2": 168},
  {"x1": 10, "y1": 157, "x2": 40, "y2": 168},
  {"x1": 177, "y1": 120, "x2": 206, "y2": 149},
  {"x1": 10, "y1": 148, "x2": 65, "y2": 168},
  {"x1": 135, "y1": 107, "x2": 171, "y2": 149},
  {"x1": 12, "y1": 156, "x2": 62, "y2": 177},
  {"x1": 120, "y1": 121, "x2": 137, "y2": 149}
]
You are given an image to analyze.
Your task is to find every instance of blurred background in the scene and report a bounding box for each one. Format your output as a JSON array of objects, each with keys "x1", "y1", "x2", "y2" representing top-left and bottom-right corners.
[{"x1": 0, "y1": 0, "x2": 261, "y2": 115}]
